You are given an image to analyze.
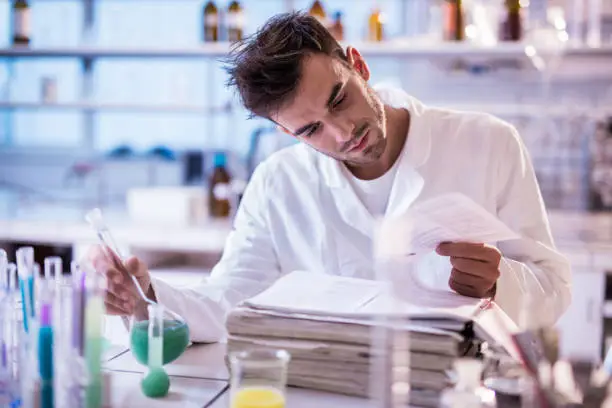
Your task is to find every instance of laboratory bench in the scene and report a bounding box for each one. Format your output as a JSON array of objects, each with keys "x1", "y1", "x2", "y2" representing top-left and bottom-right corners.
[
  {"x1": 3, "y1": 194, "x2": 612, "y2": 361},
  {"x1": 103, "y1": 341, "x2": 368, "y2": 408}
]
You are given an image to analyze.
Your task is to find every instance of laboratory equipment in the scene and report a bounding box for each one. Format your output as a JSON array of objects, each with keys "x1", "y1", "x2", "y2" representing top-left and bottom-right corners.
[
  {"x1": 229, "y1": 349, "x2": 290, "y2": 408},
  {"x1": 439, "y1": 359, "x2": 496, "y2": 407},
  {"x1": 37, "y1": 280, "x2": 54, "y2": 408},
  {"x1": 140, "y1": 304, "x2": 170, "y2": 398},
  {"x1": 84, "y1": 208, "x2": 190, "y2": 366},
  {"x1": 84, "y1": 268, "x2": 105, "y2": 408}
]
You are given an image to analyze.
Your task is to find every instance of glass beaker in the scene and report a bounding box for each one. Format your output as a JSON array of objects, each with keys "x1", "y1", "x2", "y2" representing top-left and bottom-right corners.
[
  {"x1": 228, "y1": 349, "x2": 290, "y2": 408},
  {"x1": 128, "y1": 303, "x2": 189, "y2": 367}
]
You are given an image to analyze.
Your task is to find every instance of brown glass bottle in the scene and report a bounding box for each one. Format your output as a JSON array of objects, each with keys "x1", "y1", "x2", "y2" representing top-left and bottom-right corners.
[
  {"x1": 227, "y1": 1, "x2": 244, "y2": 43},
  {"x1": 444, "y1": 0, "x2": 464, "y2": 41},
  {"x1": 208, "y1": 152, "x2": 231, "y2": 218},
  {"x1": 330, "y1": 11, "x2": 344, "y2": 41},
  {"x1": 12, "y1": 0, "x2": 30, "y2": 46},
  {"x1": 203, "y1": 1, "x2": 219, "y2": 42},
  {"x1": 368, "y1": 8, "x2": 384, "y2": 42},
  {"x1": 309, "y1": 1, "x2": 328, "y2": 27},
  {"x1": 501, "y1": 0, "x2": 522, "y2": 41}
]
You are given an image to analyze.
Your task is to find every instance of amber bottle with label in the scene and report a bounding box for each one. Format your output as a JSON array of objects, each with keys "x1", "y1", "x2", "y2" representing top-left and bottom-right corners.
[
  {"x1": 12, "y1": 0, "x2": 30, "y2": 46},
  {"x1": 203, "y1": 1, "x2": 219, "y2": 42},
  {"x1": 208, "y1": 152, "x2": 231, "y2": 218},
  {"x1": 501, "y1": 0, "x2": 522, "y2": 41},
  {"x1": 309, "y1": 1, "x2": 328, "y2": 27},
  {"x1": 368, "y1": 8, "x2": 384, "y2": 42},
  {"x1": 330, "y1": 11, "x2": 344, "y2": 41},
  {"x1": 227, "y1": 1, "x2": 244, "y2": 43},
  {"x1": 444, "y1": 0, "x2": 464, "y2": 41}
]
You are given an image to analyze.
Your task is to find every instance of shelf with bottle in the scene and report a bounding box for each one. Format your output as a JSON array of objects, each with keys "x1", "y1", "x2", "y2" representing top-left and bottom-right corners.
[
  {"x1": 3, "y1": 0, "x2": 611, "y2": 60},
  {"x1": 0, "y1": 100, "x2": 233, "y2": 114},
  {"x1": 1, "y1": 42, "x2": 611, "y2": 60}
]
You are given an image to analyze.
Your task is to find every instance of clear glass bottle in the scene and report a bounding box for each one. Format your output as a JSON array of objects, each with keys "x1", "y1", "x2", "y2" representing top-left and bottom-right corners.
[
  {"x1": 229, "y1": 349, "x2": 290, "y2": 408},
  {"x1": 440, "y1": 359, "x2": 496, "y2": 408}
]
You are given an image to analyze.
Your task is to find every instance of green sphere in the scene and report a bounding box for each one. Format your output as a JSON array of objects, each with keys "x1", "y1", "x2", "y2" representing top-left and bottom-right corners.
[{"x1": 140, "y1": 368, "x2": 170, "y2": 398}]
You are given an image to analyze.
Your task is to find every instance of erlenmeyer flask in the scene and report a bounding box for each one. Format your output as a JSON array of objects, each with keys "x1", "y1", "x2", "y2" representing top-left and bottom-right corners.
[{"x1": 128, "y1": 304, "x2": 189, "y2": 366}]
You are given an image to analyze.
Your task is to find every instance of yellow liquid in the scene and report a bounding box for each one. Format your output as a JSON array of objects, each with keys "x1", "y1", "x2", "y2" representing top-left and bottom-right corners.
[{"x1": 231, "y1": 387, "x2": 285, "y2": 408}]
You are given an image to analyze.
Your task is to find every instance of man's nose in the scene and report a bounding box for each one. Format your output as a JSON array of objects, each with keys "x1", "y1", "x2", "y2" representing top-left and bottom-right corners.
[{"x1": 329, "y1": 118, "x2": 354, "y2": 144}]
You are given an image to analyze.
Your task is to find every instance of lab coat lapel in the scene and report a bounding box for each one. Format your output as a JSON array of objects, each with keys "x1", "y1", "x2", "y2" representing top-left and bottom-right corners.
[
  {"x1": 319, "y1": 156, "x2": 375, "y2": 239},
  {"x1": 384, "y1": 91, "x2": 431, "y2": 218},
  {"x1": 384, "y1": 109, "x2": 430, "y2": 218}
]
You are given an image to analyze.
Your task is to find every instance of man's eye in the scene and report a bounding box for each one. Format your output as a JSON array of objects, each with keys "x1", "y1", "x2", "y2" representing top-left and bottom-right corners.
[
  {"x1": 306, "y1": 123, "x2": 320, "y2": 137},
  {"x1": 332, "y1": 95, "x2": 346, "y2": 109}
]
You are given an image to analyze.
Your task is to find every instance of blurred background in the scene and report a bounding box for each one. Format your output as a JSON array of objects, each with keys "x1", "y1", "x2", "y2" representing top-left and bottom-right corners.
[{"x1": 0, "y1": 0, "x2": 612, "y2": 361}]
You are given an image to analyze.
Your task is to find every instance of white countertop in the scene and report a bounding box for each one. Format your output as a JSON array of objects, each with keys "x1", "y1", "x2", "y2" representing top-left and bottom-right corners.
[
  {"x1": 0, "y1": 193, "x2": 232, "y2": 253},
  {"x1": 106, "y1": 341, "x2": 367, "y2": 408}
]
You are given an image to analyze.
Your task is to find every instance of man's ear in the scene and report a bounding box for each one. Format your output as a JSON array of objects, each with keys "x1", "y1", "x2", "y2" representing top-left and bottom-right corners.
[{"x1": 345, "y1": 46, "x2": 370, "y2": 81}]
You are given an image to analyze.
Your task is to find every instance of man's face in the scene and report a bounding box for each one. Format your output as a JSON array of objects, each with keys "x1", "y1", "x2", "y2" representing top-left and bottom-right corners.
[{"x1": 271, "y1": 50, "x2": 387, "y2": 166}]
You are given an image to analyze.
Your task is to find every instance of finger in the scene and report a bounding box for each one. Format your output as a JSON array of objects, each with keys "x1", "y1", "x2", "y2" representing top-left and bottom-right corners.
[
  {"x1": 105, "y1": 290, "x2": 130, "y2": 313},
  {"x1": 436, "y1": 242, "x2": 500, "y2": 262},
  {"x1": 450, "y1": 257, "x2": 500, "y2": 280},
  {"x1": 450, "y1": 268, "x2": 492, "y2": 288},
  {"x1": 125, "y1": 257, "x2": 146, "y2": 278},
  {"x1": 106, "y1": 274, "x2": 131, "y2": 298},
  {"x1": 448, "y1": 275, "x2": 481, "y2": 298},
  {"x1": 105, "y1": 301, "x2": 130, "y2": 316},
  {"x1": 450, "y1": 269, "x2": 496, "y2": 297}
]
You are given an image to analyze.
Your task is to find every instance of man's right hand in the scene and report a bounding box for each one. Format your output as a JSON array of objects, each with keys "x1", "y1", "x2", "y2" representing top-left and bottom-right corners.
[{"x1": 87, "y1": 245, "x2": 153, "y2": 316}]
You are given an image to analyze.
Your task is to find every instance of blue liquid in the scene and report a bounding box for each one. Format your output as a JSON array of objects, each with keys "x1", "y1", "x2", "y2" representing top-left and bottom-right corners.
[{"x1": 38, "y1": 326, "x2": 54, "y2": 408}]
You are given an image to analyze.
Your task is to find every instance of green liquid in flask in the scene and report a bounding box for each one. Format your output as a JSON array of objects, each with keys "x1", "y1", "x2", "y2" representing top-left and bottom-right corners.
[{"x1": 130, "y1": 319, "x2": 190, "y2": 366}]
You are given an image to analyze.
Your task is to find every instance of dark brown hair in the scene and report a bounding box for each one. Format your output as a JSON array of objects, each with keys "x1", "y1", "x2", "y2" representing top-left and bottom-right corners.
[{"x1": 225, "y1": 12, "x2": 348, "y2": 120}]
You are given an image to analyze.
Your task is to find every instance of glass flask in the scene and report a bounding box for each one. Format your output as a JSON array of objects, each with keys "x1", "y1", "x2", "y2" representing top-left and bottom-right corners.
[
  {"x1": 228, "y1": 349, "x2": 290, "y2": 408},
  {"x1": 128, "y1": 303, "x2": 189, "y2": 366}
]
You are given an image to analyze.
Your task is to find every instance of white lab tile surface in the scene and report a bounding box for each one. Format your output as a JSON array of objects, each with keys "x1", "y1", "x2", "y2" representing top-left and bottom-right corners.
[
  {"x1": 105, "y1": 342, "x2": 229, "y2": 381},
  {"x1": 107, "y1": 370, "x2": 226, "y2": 408}
]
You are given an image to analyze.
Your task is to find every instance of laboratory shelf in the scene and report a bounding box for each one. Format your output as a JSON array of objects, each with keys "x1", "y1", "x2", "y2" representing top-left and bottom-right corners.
[
  {"x1": 0, "y1": 101, "x2": 232, "y2": 115},
  {"x1": 0, "y1": 43, "x2": 610, "y2": 60}
]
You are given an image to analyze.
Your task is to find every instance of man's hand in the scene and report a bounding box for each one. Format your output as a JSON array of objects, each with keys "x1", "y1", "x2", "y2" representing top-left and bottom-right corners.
[
  {"x1": 435, "y1": 242, "x2": 501, "y2": 299},
  {"x1": 87, "y1": 245, "x2": 153, "y2": 316}
]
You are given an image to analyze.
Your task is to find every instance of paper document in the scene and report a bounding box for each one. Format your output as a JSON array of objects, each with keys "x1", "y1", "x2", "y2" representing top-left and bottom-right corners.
[
  {"x1": 242, "y1": 271, "x2": 482, "y2": 321},
  {"x1": 243, "y1": 271, "x2": 383, "y2": 316},
  {"x1": 379, "y1": 192, "x2": 520, "y2": 257}
]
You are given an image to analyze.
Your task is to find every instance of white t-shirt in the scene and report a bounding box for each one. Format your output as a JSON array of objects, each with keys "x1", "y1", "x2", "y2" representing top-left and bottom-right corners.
[{"x1": 344, "y1": 158, "x2": 401, "y2": 216}]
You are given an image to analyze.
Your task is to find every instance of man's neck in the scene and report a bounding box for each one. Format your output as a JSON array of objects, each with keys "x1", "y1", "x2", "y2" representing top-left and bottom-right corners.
[{"x1": 348, "y1": 105, "x2": 410, "y2": 180}]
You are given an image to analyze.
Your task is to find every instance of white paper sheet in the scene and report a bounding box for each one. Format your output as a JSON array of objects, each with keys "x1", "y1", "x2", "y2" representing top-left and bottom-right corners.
[
  {"x1": 242, "y1": 270, "x2": 482, "y2": 322},
  {"x1": 243, "y1": 271, "x2": 383, "y2": 316},
  {"x1": 377, "y1": 192, "x2": 520, "y2": 257}
]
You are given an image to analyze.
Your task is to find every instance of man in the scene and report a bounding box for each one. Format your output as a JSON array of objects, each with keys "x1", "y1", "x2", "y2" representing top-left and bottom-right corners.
[{"x1": 89, "y1": 12, "x2": 571, "y2": 342}]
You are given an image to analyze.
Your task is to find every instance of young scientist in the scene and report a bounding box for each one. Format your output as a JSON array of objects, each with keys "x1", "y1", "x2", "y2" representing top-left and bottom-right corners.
[{"x1": 89, "y1": 12, "x2": 571, "y2": 342}]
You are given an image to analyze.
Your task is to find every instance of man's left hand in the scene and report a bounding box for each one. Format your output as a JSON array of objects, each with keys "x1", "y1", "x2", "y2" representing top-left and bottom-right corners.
[{"x1": 435, "y1": 242, "x2": 501, "y2": 299}]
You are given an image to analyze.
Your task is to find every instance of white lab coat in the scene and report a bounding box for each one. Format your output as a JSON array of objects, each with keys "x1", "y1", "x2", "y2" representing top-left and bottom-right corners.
[{"x1": 151, "y1": 87, "x2": 572, "y2": 343}]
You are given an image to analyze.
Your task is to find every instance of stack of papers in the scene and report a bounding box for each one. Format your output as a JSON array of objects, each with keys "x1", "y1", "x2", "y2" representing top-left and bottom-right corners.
[{"x1": 226, "y1": 271, "x2": 519, "y2": 407}]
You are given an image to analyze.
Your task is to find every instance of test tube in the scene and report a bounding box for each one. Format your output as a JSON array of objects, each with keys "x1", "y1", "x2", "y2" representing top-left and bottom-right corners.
[
  {"x1": 44, "y1": 256, "x2": 63, "y2": 291},
  {"x1": 38, "y1": 280, "x2": 54, "y2": 408},
  {"x1": 53, "y1": 283, "x2": 73, "y2": 408},
  {"x1": 148, "y1": 304, "x2": 165, "y2": 370},
  {"x1": 84, "y1": 266, "x2": 105, "y2": 408},
  {"x1": 16, "y1": 247, "x2": 35, "y2": 332},
  {"x1": 0, "y1": 249, "x2": 7, "y2": 293}
]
